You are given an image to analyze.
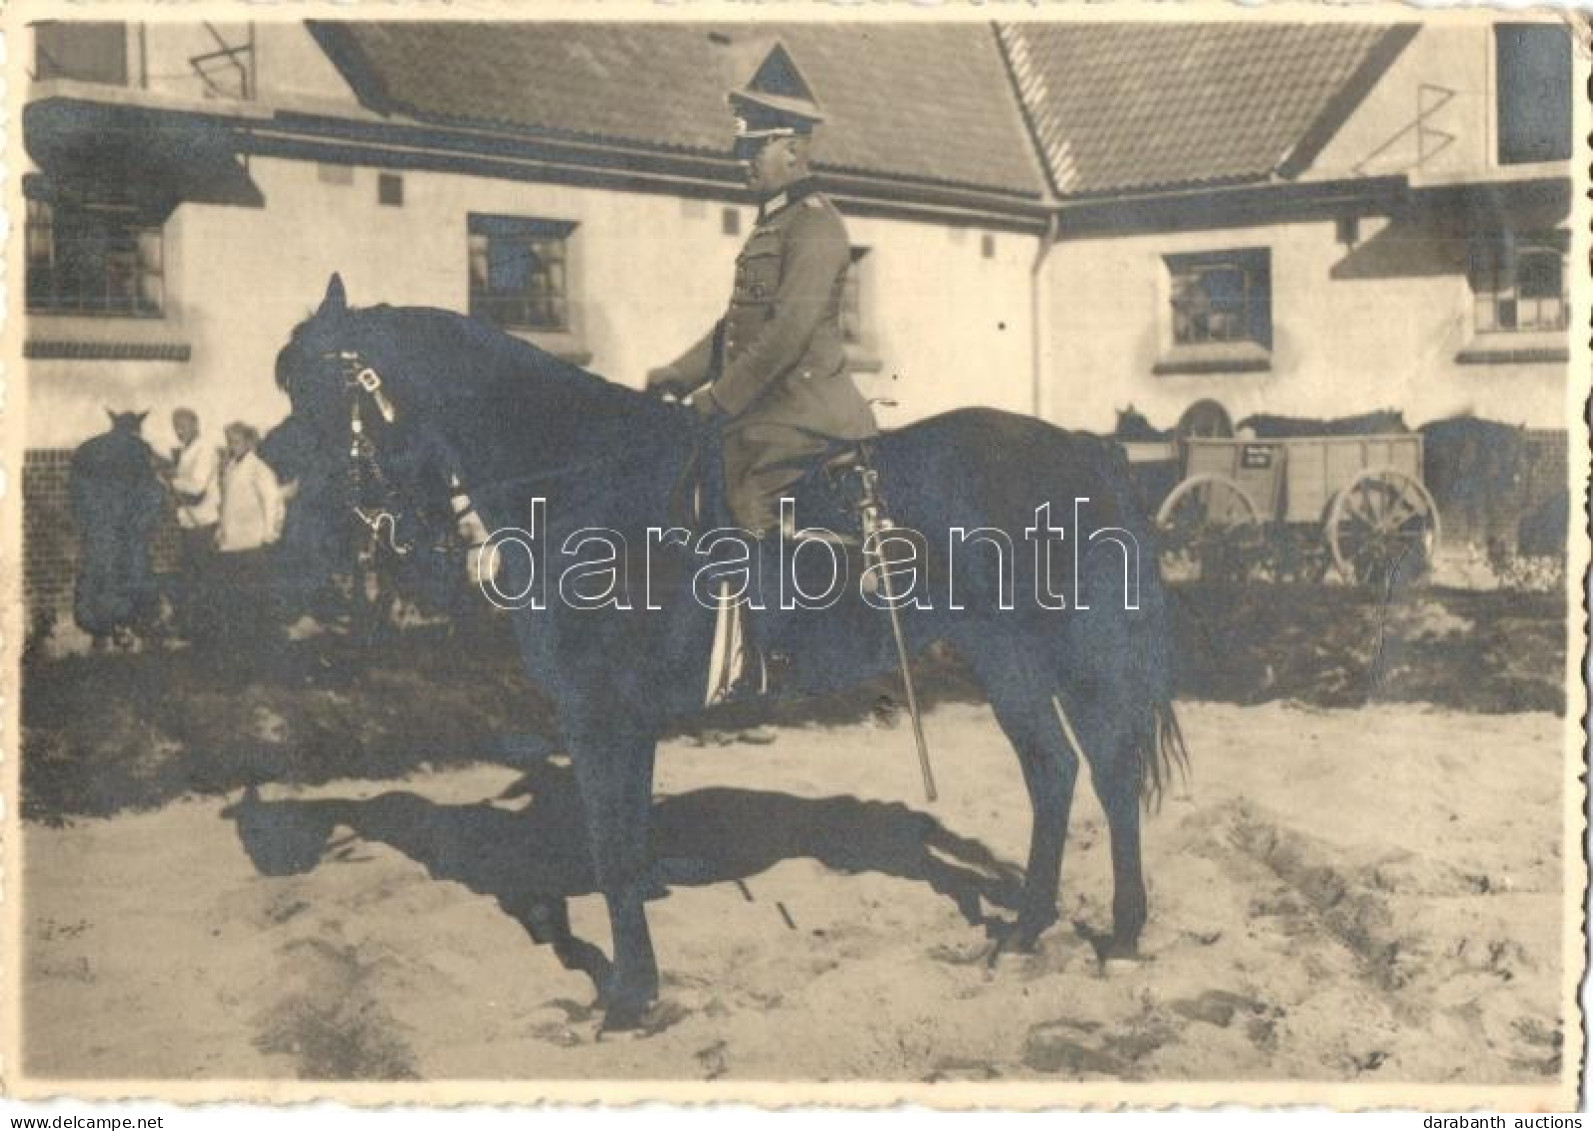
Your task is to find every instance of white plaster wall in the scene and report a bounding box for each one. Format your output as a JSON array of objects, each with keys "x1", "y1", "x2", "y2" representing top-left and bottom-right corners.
[
  {"x1": 1310, "y1": 25, "x2": 1493, "y2": 184},
  {"x1": 1308, "y1": 19, "x2": 1574, "y2": 188},
  {"x1": 843, "y1": 215, "x2": 1038, "y2": 429},
  {"x1": 24, "y1": 155, "x2": 1042, "y2": 454},
  {"x1": 1046, "y1": 215, "x2": 1569, "y2": 435}
]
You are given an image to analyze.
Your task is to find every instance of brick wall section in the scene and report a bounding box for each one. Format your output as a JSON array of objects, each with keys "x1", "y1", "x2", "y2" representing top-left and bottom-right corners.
[
  {"x1": 22, "y1": 449, "x2": 77, "y2": 624},
  {"x1": 1437, "y1": 428, "x2": 1570, "y2": 552},
  {"x1": 22, "y1": 448, "x2": 181, "y2": 627}
]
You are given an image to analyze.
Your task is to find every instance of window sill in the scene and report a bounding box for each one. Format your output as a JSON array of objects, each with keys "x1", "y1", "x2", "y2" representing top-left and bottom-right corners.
[
  {"x1": 503, "y1": 329, "x2": 592, "y2": 367},
  {"x1": 26, "y1": 307, "x2": 165, "y2": 321},
  {"x1": 25, "y1": 340, "x2": 191, "y2": 362},
  {"x1": 1152, "y1": 341, "x2": 1271, "y2": 376},
  {"x1": 1455, "y1": 331, "x2": 1569, "y2": 366}
]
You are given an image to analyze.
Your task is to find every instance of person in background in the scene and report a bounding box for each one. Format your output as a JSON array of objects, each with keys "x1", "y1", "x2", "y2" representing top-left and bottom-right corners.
[
  {"x1": 218, "y1": 422, "x2": 284, "y2": 554},
  {"x1": 214, "y1": 422, "x2": 285, "y2": 649},
  {"x1": 165, "y1": 407, "x2": 220, "y2": 635}
]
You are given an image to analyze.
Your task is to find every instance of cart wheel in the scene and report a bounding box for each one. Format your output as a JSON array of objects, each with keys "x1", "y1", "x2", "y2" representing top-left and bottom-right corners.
[
  {"x1": 1155, "y1": 473, "x2": 1262, "y2": 583},
  {"x1": 1327, "y1": 469, "x2": 1441, "y2": 587}
]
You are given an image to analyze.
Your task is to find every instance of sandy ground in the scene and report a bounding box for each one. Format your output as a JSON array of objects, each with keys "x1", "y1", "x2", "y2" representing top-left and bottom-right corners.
[{"x1": 20, "y1": 699, "x2": 1569, "y2": 1086}]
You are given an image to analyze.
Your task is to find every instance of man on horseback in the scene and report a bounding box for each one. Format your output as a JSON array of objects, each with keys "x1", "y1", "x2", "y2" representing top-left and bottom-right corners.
[{"x1": 646, "y1": 77, "x2": 877, "y2": 536}]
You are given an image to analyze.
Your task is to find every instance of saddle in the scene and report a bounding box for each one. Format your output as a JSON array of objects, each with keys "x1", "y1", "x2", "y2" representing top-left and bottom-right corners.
[
  {"x1": 668, "y1": 431, "x2": 875, "y2": 548},
  {"x1": 672, "y1": 434, "x2": 898, "y2": 708}
]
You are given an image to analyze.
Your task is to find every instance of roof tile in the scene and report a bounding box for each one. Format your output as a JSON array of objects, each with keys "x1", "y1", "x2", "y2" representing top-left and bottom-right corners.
[
  {"x1": 1002, "y1": 22, "x2": 1415, "y2": 195},
  {"x1": 320, "y1": 22, "x2": 1048, "y2": 198}
]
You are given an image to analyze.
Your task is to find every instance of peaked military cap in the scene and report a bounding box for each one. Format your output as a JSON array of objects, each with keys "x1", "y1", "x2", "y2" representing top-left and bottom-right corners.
[{"x1": 728, "y1": 43, "x2": 825, "y2": 158}]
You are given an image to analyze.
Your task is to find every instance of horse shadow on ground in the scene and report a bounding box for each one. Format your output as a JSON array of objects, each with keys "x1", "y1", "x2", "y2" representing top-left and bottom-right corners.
[{"x1": 223, "y1": 759, "x2": 1026, "y2": 999}]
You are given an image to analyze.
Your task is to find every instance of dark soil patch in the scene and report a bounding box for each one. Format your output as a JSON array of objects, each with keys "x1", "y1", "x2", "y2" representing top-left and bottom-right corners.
[
  {"x1": 1171, "y1": 583, "x2": 1564, "y2": 714},
  {"x1": 21, "y1": 585, "x2": 1562, "y2": 821}
]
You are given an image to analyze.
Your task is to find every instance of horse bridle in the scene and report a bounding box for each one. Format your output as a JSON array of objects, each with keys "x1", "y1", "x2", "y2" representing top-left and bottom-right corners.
[{"x1": 329, "y1": 350, "x2": 484, "y2": 560}]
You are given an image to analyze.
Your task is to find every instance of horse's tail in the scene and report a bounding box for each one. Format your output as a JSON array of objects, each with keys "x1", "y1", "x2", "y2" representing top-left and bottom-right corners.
[
  {"x1": 1097, "y1": 437, "x2": 1190, "y2": 811},
  {"x1": 1140, "y1": 692, "x2": 1189, "y2": 811}
]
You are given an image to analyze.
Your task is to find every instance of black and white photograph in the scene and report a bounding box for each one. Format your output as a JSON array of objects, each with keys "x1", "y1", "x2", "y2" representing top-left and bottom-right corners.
[{"x1": 4, "y1": 6, "x2": 1587, "y2": 1109}]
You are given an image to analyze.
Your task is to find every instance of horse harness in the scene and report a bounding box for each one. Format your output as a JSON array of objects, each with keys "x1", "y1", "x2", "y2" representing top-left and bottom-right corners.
[
  {"x1": 333, "y1": 350, "x2": 485, "y2": 561},
  {"x1": 334, "y1": 349, "x2": 896, "y2": 561}
]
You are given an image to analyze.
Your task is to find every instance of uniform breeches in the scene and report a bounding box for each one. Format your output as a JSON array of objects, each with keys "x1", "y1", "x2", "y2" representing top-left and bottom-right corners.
[{"x1": 720, "y1": 422, "x2": 835, "y2": 535}]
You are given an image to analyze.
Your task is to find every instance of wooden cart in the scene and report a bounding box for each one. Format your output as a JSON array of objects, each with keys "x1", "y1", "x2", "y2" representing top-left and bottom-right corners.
[{"x1": 1150, "y1": 432, "x2": 1441, "y2": 585}]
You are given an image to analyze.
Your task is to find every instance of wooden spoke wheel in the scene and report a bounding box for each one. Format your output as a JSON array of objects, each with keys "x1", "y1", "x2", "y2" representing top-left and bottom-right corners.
[
  {"x1": 1154, "y1": 473, "x2": 1263, "y2": 583},
  {"x1": 1327, "y1": 469, "x2": 1441, "y2": 587}
]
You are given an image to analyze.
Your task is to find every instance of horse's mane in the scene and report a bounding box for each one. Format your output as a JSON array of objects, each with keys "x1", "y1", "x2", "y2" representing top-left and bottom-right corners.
[
  {"x1": 333, "y1": 303, "x2": 691, "y2": 522},
  {"x1": 364, "y1": 304, "x2": 666, "y2": 424}
]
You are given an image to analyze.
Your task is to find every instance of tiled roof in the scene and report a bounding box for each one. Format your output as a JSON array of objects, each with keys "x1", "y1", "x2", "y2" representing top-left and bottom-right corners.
[
  {"x1": 313, "y1": 22, "x2": 1048, "y2": 199},
  {"x1": 1000, "y1": 23, "x2": 1417, "y2": 197}
]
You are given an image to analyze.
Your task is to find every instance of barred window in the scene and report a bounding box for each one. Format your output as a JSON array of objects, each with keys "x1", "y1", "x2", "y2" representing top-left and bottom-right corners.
[
  {"x1": 26, "y1": 197, "x2": 164, "y2": 317},
  {"x1": 467, "y1": 214, "x2": 576, "y2": 333}
]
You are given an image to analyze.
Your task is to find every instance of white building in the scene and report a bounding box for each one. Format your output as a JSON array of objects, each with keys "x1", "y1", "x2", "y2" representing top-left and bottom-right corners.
[{"x1": 17, "y1": 17, "x2": 1577, "y2": 615}]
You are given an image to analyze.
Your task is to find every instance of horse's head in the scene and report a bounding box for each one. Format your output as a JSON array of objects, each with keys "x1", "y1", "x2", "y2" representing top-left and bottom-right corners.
[
  {"x1": 275, "y1": 274, "x2": 363, "y2": 451},
  {"x1": 275, "y1": 274, "x2": 474, "y2": 560}
]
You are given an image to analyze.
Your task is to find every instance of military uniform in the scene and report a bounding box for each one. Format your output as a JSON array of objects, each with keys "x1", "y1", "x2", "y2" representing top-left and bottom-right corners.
[{"x1": 651, "y1": 180, "x2": 876, "y2": 532}]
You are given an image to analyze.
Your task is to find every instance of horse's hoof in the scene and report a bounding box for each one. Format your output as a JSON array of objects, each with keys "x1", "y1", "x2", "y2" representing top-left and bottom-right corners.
[
  {"x1": 1096, "y1": 938, "x2": 1147, "y2": 972},
  {"x1": 984, "y1": 920, "x2": 1048, "y2": 967},
  {"x1": 598, "y1": 998, "x2": 651, "y2": 1034}
]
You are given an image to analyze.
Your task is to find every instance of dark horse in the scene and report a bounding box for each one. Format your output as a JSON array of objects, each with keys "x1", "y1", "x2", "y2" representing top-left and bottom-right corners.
[
  {"x1": 274, "y1": 276, "x2": 1188, "y2": 1028},
  {"x1": 70, "y1": 409, "x2": 165, "y2": 644}
]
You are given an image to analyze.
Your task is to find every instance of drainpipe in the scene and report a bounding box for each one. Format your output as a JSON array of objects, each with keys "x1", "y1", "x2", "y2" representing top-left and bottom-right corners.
[{"x1": 1029, "y1": 210, "x2": 1060, "y2": 421}]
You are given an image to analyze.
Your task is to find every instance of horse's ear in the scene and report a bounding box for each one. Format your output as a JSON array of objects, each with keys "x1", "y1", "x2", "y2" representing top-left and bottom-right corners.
[
  {"x1": 134, "y1": 410, "x2": 149, "y2": 425},
  {"x1": 105, "y1": 407, "x2": 117, "y2": 425},
  {"x1": 319, "y1": 273, "x2": 348, "y2": 317}
]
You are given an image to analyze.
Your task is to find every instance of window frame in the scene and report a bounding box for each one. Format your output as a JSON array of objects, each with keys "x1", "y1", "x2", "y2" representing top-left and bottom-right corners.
[
  {"x1": 466, "y1": 213, "x2": 588, "y2": 362},
  {"x1": 1154, "y1": 247, "x2": 1273, "y2": 376},
  {"x1": 25, "y1": 195, "x2": 166, "y2": 319},
  {"x1": 1458, "y1": 228, "x2": 1570, "y2": 365}
]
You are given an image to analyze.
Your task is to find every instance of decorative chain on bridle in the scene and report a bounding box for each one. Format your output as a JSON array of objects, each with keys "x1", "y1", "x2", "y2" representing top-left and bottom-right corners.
[{"x1": 332, "y1": 350, "x2": 480, "y2": 560}]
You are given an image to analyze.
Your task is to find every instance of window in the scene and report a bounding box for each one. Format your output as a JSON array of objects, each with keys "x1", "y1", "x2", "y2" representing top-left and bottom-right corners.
[
  {"x1": 1166, "y1": 249, "x2": 1272, "y2": 349},
  {"x1": 1470, "y1": 231, "x2": 1568, "y2": 334},
  {"x1": 26, "y1": 197, "x2": 164, "y2": 317},
  {"x1": 1496, "y1": 25, "x2": 1572, "y2": 165},
  {"x1": 378, "y1": 173, "x2": 403, "y2": 207},
  {"x1": 34, "y1": 22, "x2": 127, "y2": 85},
  {"x1": 467, "y1": 214, "x2": 576, "y2": 333}
]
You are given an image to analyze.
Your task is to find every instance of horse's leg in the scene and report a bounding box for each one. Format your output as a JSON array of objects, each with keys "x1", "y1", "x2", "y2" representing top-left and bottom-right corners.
[
  {"x1": 1060, "y1": 690, "x2": 1148, "y2": 960},
  {"x1": 565, "y1": 715, "x2": 661, "y2": 1029},
  {"x1": 966, "y1": 640, "x2": 1079, "y2": 950}
]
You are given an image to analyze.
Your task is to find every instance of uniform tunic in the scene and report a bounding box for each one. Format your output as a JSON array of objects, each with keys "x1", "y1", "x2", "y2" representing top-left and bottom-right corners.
[{"x1": 651, "y1": 179, "x2": 877, "y2": 532}]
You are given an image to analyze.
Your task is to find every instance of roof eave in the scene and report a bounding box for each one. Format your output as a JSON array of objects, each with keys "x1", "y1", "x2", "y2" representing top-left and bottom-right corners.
[
  {"x1": 1055, "y1": 174, "x2": 1413, "y2": 238},
  {"x1": 255, "y1": 109, "x2": 1054, "y2": 232}
]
